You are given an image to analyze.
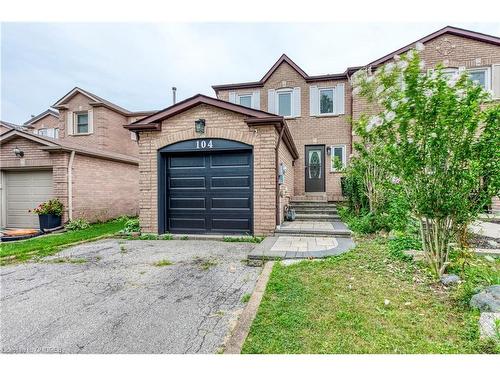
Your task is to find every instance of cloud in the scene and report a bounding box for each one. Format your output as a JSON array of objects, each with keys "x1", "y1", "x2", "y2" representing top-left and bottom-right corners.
[{"x1": 1, "y1": 22, "x2": 499, "y2": 123}]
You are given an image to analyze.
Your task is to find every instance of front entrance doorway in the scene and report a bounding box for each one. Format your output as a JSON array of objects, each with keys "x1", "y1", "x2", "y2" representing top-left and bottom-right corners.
[{"x1": 305, "y1": 145, "x2": 325, "y2": 192}]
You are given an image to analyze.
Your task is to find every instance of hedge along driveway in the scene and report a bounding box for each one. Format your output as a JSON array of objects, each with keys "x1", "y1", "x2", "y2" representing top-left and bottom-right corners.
[
  {"x1": 242, "y1": 237, "x2": 493, "y2": 354},
  {"x1": 0, "y1": 219, "x2": 126, "y2": 265}
]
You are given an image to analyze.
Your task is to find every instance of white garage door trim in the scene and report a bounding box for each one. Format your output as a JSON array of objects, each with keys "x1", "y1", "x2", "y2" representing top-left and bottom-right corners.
[{"x1": 2, "y1": 169, "x2": 54, "y2": 229}]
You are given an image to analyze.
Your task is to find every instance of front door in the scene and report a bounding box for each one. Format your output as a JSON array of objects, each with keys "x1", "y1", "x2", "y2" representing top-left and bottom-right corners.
[{"x1": 305, "y1": 145, "x2": 325, "y2": 192}]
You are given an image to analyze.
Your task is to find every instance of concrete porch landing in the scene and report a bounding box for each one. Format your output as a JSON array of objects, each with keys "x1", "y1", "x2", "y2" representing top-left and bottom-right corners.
[{"x1": 274, "y1": 220, "x2": 352, "y2": 237}]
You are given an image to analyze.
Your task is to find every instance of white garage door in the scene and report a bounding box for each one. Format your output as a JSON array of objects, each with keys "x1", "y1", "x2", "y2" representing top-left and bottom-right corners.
[{"x1": 5, "y1": 170, "x2": 54, "y2": 228}]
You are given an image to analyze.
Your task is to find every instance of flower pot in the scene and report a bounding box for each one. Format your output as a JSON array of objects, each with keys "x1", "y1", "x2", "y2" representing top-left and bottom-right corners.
[{"x1": 38, "y1": 214, "x2": 62, "y2": 231}]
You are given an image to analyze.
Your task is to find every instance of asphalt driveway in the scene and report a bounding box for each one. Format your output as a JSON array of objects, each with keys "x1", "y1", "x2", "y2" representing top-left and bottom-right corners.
[{"x1": 0, "y1": 239, "x2": 261, "y2": 353}]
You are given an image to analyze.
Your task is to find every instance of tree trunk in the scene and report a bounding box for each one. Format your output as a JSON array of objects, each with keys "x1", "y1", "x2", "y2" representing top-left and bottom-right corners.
[{"x1": 419, "y1": 216, "x2": 454, "y2": 278}]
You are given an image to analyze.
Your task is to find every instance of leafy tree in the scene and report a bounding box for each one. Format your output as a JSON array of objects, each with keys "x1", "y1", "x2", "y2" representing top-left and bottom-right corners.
[{"x1": 350, "y1": 44, "x2": 500, "y2": 277}]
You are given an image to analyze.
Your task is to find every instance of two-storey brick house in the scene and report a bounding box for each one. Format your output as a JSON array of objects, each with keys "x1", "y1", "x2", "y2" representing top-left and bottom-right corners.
[
  {"x1": 120, "y1": 26, "x2": 500, "y2": 236},
  {"x1": 0, "y1": 87, "x2": 155, "y2": 229}
]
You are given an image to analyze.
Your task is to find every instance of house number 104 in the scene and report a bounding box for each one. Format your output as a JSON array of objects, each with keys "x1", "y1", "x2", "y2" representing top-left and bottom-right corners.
[{"x1": 196, "y1": 140, "x2": 213, "y2": 149}]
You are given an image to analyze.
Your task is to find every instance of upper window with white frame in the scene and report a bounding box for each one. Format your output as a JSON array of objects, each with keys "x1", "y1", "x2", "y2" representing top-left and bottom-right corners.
[
  {"x1": 330, "y1": 145, "x2": 347, "y2": 172},
  {"x1": 277, "y1": 89, "x2": 292, "y2": 117},
  {"x1": 467, "y1": 67, "x2": 491, "y2": 91},
  {"x1": 36, "y1": 128, "x2": 58, "y2": 139},
  {"x1": 75, "y1": 112, "x2": 89, "y2": 134},
  {"x1": 238, "y1": 94, "x2": 252, "y2": 108},
  {"x1": 319, "y1": 88, "x2": 334, "y2": 115}
]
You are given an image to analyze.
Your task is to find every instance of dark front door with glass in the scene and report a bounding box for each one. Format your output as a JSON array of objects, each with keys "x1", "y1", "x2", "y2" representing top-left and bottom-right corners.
[{"x1": 305, "y1": 145, "x2": 325, "y2": 192}]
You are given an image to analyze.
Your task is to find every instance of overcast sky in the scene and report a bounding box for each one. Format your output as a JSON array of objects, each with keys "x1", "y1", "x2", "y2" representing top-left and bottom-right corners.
[{"x1": 2, "y1": 22, "x2": 499, "y2": 124}]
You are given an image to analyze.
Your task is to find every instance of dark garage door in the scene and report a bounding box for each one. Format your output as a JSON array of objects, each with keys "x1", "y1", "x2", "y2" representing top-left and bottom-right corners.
[{"x1": 163, "y1": 148, "x2": 253, "y2": 234}]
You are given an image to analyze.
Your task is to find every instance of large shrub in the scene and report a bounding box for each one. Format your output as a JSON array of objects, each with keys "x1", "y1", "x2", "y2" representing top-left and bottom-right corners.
[{"x1": 350, "y1": 43, "x2": 500, "y2": 277}]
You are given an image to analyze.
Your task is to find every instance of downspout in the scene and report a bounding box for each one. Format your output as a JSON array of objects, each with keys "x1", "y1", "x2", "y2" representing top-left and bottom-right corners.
[
  {"x1": 67, "y1": 151, "x2": 75, "y2": 221},
  {"x1": 347, "y1": 71, "x2": 354, "y2": 155},
  {"x1": 275, "y1": 123, "x2": 286, "y2": 228}
]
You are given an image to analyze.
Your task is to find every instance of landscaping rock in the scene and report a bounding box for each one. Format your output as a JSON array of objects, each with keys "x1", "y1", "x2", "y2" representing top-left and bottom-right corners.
[
  {"x1": 487, "y1": 240, "x2": 499, "y2": 248},
  {"x1": 470, "y1": 285, "x2": 500, "y2": 312},
  {"x1": 479, "y1": 312, "x2": 500, "y2": 341},
  {"x1": 440, "y1": 274, "x2": 461, "y2": 286}
]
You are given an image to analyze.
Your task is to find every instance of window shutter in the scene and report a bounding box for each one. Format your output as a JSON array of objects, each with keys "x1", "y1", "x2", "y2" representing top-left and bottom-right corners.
[
  {"x1": 336, "y1": 83, "x2": 345, "y2": 115},
  {"x1": 292, "y1": 87, "x2": 301, "y2": 117},
  {"x1": 67, "y1": 111, "x2": 74, "y2": 135},
  {"x1": 492, "y1": 64, "x2": 500, "y2": 99},
  {"x1": 251, "y1": 90, "x2": 260, "y2": 110},
  {"x1": 228, "y1": 92, "x2": 237, "y2": 104},
  {"x1": 88, "y1": 108, "x2": 94, "y2": 133},
  {"x1": 267, "y1": 89, "x2": 276, "y2": 114},
  {"x1": 309, "y1": 86, "x2": 319, "y2": 116}
]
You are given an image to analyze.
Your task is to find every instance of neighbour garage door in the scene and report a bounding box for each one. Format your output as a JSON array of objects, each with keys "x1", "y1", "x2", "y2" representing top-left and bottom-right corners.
[
  {"x1": 5, "y1": 170, "x2": 54, "y2": 228},
  {"x1": 160, "y1": 139, "x2": 253, "y2": 235}
]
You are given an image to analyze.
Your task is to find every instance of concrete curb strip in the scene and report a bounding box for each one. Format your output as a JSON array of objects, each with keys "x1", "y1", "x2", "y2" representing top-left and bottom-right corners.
[{"x1": 224, "y1": 261, "x2": 274, "y2": 354}]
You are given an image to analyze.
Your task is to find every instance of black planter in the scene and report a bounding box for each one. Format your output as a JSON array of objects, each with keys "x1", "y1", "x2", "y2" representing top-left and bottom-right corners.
[{"x1": 38, "y1": 214, "x2": 62, "y2": 231}]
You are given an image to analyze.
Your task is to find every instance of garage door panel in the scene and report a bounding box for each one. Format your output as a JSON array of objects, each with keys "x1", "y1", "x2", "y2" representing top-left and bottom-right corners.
[
  {"x1": 211, "y1": 176, "x2": 250, "y2": 189},
  {"x1": 169, "y1": 197, "x2": 206, "y2": 210},
  {"x1": 168, "y1": 177, "x2": 206, "y2": 189},
  {"x1": 165, "y1": 150, "x2": 252, "y2": 235},
  {"x1": 211, "y1": 197, "x2": 250, "y2": 210},
  {"x1": 211, "y1": 218, "x2": 251, "y2": 232},
  {"x1": 169, "y1": 217, "x2": 207, "y2": 231},
  {"x1": 169, "y1": 155, "x2": 205, "y2": 169},
  {"x1": 5, "y1": 170, "x2": 54, "y2": 228},
  {"x1": 210, "y1": 153, "x2": 251, "y2": 167}
]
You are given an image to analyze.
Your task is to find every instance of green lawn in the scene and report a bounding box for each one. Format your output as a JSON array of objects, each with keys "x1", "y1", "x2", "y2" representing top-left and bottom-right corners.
[
  {"x1": 242, "y1": 236, "x2": 499, "y2": 354},
  {"x1": 0, "y1": 219, "x2": 126, "y2": 265}
]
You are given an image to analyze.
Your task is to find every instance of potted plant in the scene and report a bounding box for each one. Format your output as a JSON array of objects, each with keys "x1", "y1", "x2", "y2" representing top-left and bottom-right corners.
[{"x1": 33, "y1": 198, "x2": 64, "y2": 231}]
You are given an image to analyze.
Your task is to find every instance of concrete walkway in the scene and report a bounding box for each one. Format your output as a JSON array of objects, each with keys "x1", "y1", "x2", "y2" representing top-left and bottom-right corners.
[{"x1": 470, "y1": 220, "x2": 500, "y2": 239}]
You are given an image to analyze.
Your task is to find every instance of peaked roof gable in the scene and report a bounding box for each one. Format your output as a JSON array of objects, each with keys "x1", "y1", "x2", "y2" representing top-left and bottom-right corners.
[
  {"x1": 366, "y1": 25, "x2": 500, "y2": 68},
  {"x1": 24, "y1": 109, "x2": 59, "y2": 126},
  {"x1": 125, "y1": 93, "x2": 285, "y2": 130},
  {"x1": 212, "y1": 54, "x2": 348, "y2": 92},
  {"x1": 52, "y1": 87, "x2": 132, "y2": 115}
]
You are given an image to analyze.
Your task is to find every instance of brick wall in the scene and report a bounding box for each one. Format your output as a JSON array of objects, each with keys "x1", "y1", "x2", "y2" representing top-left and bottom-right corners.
[
  {"x1": 72, "y1": 154, "x2": 139, "y2": 222},
  {"x1": 137, "y1": 104, "x2": 279, "y2": 235},
  {"x1": 277, "y1": 136, "x2": 295, "y2": 223}
]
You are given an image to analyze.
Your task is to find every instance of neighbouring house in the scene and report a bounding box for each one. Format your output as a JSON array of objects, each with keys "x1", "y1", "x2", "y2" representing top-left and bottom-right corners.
[
  {"x1": 128, "y1": 25, "x2": 500, "y2": 236},
  {"x1": 24, "y1": 109, "x2": 60, "y2": 138},
  {"x1": 0, "y1": 87, "x2": 155, "y2": 229},
  {"x1": 0, "y1": 120, "x2": 33, "y2": 135}
]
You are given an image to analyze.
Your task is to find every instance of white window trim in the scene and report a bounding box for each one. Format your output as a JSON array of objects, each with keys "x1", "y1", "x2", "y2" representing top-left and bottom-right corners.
[
  {"x1": 467, "y1": 67, "x2": 491, "y2": 92},
  {"x1": 74, "y1": 111, "x2": 91, "y2": 135},
  {"x1": 276, "y1": 88, "x2": 294, "y2": 118},
  {"x1": 238, "y1": 93, "x2": 253, "y2": 108},
  {"x1": 330, "y1": 145, "x2": 347, "y2": 172},
  {"x1": 318, "y1": 87, "x2": 336, "y2": 116}
]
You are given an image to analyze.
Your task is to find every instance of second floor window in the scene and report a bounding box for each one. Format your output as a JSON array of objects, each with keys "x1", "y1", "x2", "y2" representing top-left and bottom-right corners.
[
  {"x1": 239, "y1": 95, "x2": 252, "y2": 108},
  {"x1": 76, "y1": 113, "x2": 89, "y2": 134},
  {"x1": 277, "y1": 90, "x2": 292, "y2": 117},
  {"x1": 319, "y1": 88, "x2": 334, "y2": 114},
  {"x1": 467, "y1": 68, "x2": 490, "y2": 91}
]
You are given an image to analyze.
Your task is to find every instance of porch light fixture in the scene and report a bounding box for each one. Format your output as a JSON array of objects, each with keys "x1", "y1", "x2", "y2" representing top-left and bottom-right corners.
[
  {"x1": 13, "y1": 147, "x2": 24, "y2": 158},
  {"x1": 195, "y1": 119, "x2": 206, "y2": 134},
  {"x1": 326, "y1": 146, "x2": 331, "y2": 155}
]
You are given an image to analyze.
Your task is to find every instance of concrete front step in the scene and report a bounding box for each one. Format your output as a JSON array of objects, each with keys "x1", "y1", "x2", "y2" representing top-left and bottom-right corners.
[
  {"x1": 275, "y1": 229, "x2": 352, "y2": 238},
  {"x1": 290, "y1": 196, "x2": 327, "y2": 203},
  {"x1": 291, "y1": 206, "x2": 337, "y2": 214},
  {"x1": 295, "y1": 214, "x2": 341, "y2": 221}
]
